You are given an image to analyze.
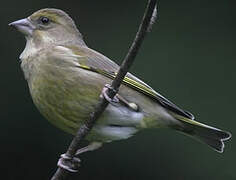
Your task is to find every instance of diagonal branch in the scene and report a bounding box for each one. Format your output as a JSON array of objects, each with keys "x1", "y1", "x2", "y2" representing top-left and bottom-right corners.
[{"x1": 51, "y1": 0, "x2": 158, "y2": 179}]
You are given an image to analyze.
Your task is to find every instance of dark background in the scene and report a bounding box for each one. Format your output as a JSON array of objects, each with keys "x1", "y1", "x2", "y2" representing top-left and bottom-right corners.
[{"x1": 1, "y1": 0, "x2": 235, "y2": 179}]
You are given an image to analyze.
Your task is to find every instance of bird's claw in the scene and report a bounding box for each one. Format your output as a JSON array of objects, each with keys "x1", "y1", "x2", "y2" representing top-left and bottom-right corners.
[
  {"x1": 100, "y1": 84, "x2": 119, "y2": 104},
  {"x1": 100, "y1": 84, "x2": 139, "y2": 111},
  {"x1": 57, "y1": 153, "x2": 81, "y2": 173}
]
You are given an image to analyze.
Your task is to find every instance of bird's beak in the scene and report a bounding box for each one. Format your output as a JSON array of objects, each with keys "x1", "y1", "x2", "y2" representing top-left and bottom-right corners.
[{"x1": 9, "y1": 18, "x2": 35, "y2": 36}]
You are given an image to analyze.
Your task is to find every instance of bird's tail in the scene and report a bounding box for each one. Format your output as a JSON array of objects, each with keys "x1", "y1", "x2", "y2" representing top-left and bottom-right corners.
[{"x1": 173, "y1": 115, "x2": 231, "y2": 153}]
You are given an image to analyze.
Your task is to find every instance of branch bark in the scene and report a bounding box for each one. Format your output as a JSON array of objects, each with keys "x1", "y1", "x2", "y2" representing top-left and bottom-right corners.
[{"x1": 51, "y1": 0, "x2": 158, "y2": 179}]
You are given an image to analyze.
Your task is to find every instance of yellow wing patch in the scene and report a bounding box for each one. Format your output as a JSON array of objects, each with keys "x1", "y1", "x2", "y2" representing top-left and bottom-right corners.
[{"x1": 76, "y1": 64, "x2": 158, "y2": 100}]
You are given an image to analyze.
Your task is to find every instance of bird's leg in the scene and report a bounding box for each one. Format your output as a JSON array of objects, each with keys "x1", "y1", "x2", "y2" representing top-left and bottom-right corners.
[
  {"x1": 57, "y1": 142, "x2": 102, "y2": 172},
  {"x1": 101, "y1": 84, "x2": 139, "y2": 111},
  {"x1": 116, "y1": 94, "x2": 139, "y2": 112},
  {"x1": 75, "y1": 142, "x2": 103, "y2": 156}
]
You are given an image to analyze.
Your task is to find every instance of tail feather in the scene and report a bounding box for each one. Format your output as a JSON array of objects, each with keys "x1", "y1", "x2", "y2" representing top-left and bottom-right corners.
[
  {"x1": 174, "y1": 115, "x2": 231, "y2": 153},
  {"x1": 198, "y1": 135, "x2": 225, "y2": 153},
  {"x1": 187, "y1": 124, "x2": 231, "y2": 153}
]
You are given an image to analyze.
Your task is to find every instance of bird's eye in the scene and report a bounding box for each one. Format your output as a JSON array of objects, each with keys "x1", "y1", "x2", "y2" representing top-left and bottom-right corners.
[{"x1": 40, "y1": 17, "x2": 50, "y2": 24}]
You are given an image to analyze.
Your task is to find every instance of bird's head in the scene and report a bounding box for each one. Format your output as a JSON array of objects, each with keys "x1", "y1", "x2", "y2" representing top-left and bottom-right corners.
[{"x1": 9, "y1": 8, "x2": 85, "y2": 46}]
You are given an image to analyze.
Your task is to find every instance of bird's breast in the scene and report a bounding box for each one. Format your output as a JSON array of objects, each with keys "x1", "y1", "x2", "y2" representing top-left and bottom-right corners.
[{"x1": 26, "y1": 60, "x2": 103, "y2": 134}]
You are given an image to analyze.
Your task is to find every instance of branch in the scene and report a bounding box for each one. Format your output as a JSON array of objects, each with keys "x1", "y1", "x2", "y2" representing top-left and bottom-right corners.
[{"x1": 51, "y1": 0, "x2": 158, "y2": 179}]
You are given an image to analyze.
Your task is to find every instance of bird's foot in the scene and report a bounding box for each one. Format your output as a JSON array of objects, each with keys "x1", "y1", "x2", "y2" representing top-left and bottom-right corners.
[
  {"x1": 100, "y1": 84, "x2": 119, "y2": 105},
  {"x1": 57, "y1": 142, "x2": 102, "y2": 172},
  {"x1": 57, "y1": 154, "x2": 81, "y2": 173},
  {"x1": 100, "y1": 84, "x2": 139, "y2": 111}
]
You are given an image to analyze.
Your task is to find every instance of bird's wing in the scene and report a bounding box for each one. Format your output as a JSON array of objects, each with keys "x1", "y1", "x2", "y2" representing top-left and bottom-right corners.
[{"x1": 62, "y1": 45, "x2": 194, "y2": 120}]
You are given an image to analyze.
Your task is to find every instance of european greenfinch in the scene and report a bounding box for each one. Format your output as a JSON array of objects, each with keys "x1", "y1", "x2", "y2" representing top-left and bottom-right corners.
[{"x1": 10, "y1": 8, "x2": 231, "y2": 156}]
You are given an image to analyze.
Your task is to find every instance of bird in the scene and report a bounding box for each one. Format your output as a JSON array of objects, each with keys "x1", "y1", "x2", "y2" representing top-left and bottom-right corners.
[{"x1": 9, "y1": 8, "x2": 231, "y2": 169}]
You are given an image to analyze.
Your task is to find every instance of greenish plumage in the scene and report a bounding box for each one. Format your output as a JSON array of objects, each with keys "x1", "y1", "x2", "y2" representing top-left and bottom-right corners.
[{"x1": 10, "y1": 8, "x2": 231, "y2": 153}]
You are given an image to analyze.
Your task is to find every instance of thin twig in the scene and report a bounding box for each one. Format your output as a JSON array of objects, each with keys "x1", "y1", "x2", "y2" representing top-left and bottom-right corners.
[{"x1": 51, "y1": 0, "x2": 158, "y2": 179}]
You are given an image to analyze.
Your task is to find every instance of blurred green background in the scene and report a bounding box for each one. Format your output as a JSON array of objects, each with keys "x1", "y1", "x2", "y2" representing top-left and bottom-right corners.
[{"x1": 1, "y1": 0, "x2": 235, "y2": 179}]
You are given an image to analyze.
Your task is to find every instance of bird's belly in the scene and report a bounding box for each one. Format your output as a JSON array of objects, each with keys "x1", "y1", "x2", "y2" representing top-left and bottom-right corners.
[
  {"x1": 31, "y1": 87, "x2": 144, "y2": 142},
  {"x1": 28, "y1": 71, "x2": 145, "y2": 142}
]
